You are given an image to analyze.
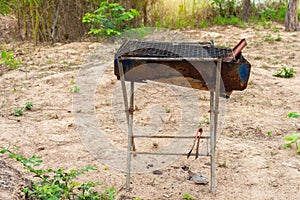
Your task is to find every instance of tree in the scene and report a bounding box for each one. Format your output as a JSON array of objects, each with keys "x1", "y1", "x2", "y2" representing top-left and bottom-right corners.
[
  {"x1": 242, "y1": 0, "x2": 251, "y2": 22},
  {"x1": 285, "y1": 0, "x2": 299, "y2": 31}
]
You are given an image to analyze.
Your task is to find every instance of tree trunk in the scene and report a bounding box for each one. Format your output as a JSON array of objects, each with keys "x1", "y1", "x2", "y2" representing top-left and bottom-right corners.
[
  {"x1": 143, "y1": 2, "x2": 148, "y2": 25},
  {"x1": 242, "y1": 0, "x2": 251, "y2": 22},
  {"x1": 285, "y1": 0, "x2": 299, "y2": 31}
]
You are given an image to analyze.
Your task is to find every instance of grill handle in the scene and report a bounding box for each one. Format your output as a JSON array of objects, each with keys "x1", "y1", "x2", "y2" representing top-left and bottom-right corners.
[
  {"x1": 232, "y1": 38, "x2": 247, "y2": 58},
  {"x1": 224, "y1": 39, "x2": 247, "y2": 62}
]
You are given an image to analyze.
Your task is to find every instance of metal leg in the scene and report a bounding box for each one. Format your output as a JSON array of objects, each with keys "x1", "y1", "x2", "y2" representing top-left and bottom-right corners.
[
  {"x1": 129, "y1": 81, "x2": 135, "y2": 151},
  {"x1": 210, "y1": 91, "x2": 215, "y2": 193},
  {"x1": 214, "y1": 59, "x2": 222, "y2": 145},
  {"x1": 118, "y1": 58, "x2": 222, "y2": 192},
  {"x1": 210, "y1": 58, "x2": 222, "y2": 193},
  {"x1": 117, "y1": 60, "x2": 134, "y2": 191},
  {"x1": 125, "y1": 81, "x2": 134, "y2": 191}
]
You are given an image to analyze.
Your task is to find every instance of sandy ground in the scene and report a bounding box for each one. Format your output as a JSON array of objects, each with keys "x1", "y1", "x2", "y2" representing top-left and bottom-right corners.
[{"x1": 1, "y1": 21, "x2": 300, "y2": 200}]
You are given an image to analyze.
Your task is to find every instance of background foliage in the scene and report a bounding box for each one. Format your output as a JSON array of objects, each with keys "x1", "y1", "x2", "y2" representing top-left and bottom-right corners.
[{"x1": 0, "y1": 0, "x2": 298, "y2": 42}]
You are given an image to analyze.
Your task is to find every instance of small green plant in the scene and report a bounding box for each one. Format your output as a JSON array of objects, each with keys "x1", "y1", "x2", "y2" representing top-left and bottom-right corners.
[
  {"x1": 218, "y1": 161, "x2": 227, "y2": 168},
  {"x1": 10, "y1": 87, "x2": 17, "y2": 93},
  {"x1": 272, "y1": 25, "x2": 280, "y2": 32},
  {"x1": 25, "y1": 101, "x2": 34, "y2": 110},
  {"x1": 82, "y1": 1, "x2": 139, "y2": 38},
  {"x1": 0, "y1": 147, "x2": 117, "y2": 199},
  {"x1": 275, "y1": 34, "x2": 282, "y2": 41},
  {"x1": 287, "y1": 112, "x2": 299, "y2": 119},
  {"x1": 197, "y1": 122, "x2": 203, "y2": 128},
  {"x1": 1, "y1": 99, "x2": 6, "y2": 105},
  {"x1": 204, "y1": 115, "x2": 210, "y2": 124},
  {"x1": 71, "y1": 85, "x2": 80, "y2": 93},
  {"x1": 12, "y1": 101, "x2": 34, "y2": 116},
  {"x1": 12, "y1": 108, "x2": 24, "y2": 116},
  {"x1": 165, "y1": 108, "x2": 171, "y2": 113},
  {"x1": 274, "y1": 66, "x2": 295, "y2": 78},
  {"x1": 266, "y1": 131, "x2": 273, "y2": 136},
  {"x1": 0, "y1": 51, "x2": 22, "y2": 69},
  {"x1": 284, "y1": 112, "x2": 300, "y2": 153},
  {"x1": 264, "y1": 34, "x2": 274, "y2": 43},
  {"x1": 182, "y1": 193, "x2": 194, "y2": 200},
  {"x1": 284, "y1": 133, "x2": 300, "y2": 153},
  {"x1": 261, "y1": 21, "x2": 272, "y2": 29}
]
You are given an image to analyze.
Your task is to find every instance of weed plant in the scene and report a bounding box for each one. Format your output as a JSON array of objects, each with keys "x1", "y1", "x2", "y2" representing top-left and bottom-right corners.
[
  {"x1": 284, "y1": 112, "x2": 300, "y2": 153},
  {"x1": 11, "y1": 101, "x2": 34, "y2": 116},
  {"x1": 0, "y1": 51, "x2": 22, "y2": 70},
  {"x1": 0, "y1": 147, "x2": 117, "y2": 200},
  {"x1": 71, "y1": 86, "x2": 80, "y2": 93},
  {"x1": 12, "y1": 108, "x2": 24, "y2": 116},
  {"x1": 25, "y1": 101, "x2": 34, "y2": 110},
  {"x1": 274, "y1": 66, "x2": 295, "y2": 78}
]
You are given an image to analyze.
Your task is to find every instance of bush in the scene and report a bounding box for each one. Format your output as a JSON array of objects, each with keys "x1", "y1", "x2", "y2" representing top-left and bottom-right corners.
[
  {"x1": 260, "y1": 5, "x2": 287, "y2": 22},
  {"x1": 82, "y1": 1, "x2": 139, "y2": 38},
  {"x1": 0, "y1": 51, "x2": 22, "y2": 70},
  {"x1": 0, "y1": 147, "x2": 117, "y2": 200}
]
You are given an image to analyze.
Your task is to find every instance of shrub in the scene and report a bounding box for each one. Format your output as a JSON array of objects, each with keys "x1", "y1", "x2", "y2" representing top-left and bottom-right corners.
[
  {"x1": 260, "y1": 5, "x2": 287, "y2": 22},
  {"x1": 82, "y1": 1, "x2": 139, "y2": 38},
  {"x1": 0, "y1": 51, "x2": 22, "y2": 70},
  {"x1": 0, "y1": 147, "x2": 117, "y2": 199}
]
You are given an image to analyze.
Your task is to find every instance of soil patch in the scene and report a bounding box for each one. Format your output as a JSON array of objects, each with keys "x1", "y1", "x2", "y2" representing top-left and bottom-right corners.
[{"x1": 0, "y1": 23, "x2": 300, "y2": 199}]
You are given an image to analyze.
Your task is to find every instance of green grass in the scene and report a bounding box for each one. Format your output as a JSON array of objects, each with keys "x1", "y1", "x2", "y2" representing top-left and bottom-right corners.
[
  {"x1": 264, "y1": 34, "x2": 274, "y2": 43},
  {"x1": 254, "y1": 56, "x2": 262, "y2": 60},
  {"x1": 213, "y1": 16, "x2": 245, "y2": 27}
]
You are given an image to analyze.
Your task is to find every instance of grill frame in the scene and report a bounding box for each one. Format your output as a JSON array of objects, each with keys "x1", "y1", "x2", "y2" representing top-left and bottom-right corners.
[
  {"x1": 114, "y1": 39, "x2": 251, "y2": 192},
  {"x1": 114, "y1": 40, "x2": 251, "y2": 93}
]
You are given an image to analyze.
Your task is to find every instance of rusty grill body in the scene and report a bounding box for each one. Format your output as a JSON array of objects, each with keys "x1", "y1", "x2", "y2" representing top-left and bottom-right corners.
[
  {"x1": 114, "y1": 40, "x2": 251, "y2": 192},
  {"x1": 114, "y1": 40, "x2": 251, "y2": 93}
]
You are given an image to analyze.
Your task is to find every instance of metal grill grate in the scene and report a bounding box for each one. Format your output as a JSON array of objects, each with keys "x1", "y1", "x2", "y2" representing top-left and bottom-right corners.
[{"x1": 116, "y1": 40, "x2": 233, "y2": 59}]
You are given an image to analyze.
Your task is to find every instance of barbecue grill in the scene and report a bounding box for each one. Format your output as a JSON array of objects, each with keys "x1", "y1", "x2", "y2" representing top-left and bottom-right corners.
[
  {"x1": 114, "y1": 39, "x2": 251, "y2": 192},
  {"x1": 115, "y1": 40, "x2": 251, "y2": 93}
]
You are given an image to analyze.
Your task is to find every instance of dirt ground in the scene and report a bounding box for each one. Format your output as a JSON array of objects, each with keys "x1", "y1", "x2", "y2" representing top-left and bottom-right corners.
[{"x1": 1, "y1": 19, "x2": 300, "y2": 200}]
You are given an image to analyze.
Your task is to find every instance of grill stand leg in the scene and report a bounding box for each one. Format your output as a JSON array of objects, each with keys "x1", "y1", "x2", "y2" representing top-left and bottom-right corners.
[
  {"x1": 210, "y1": 91, "x2": 215, "y2": 192},
  {"x1": 118, "y1": 58, "x2": 222, "y2": 192},
  {"x1": 210, "y1": 58, "x2": 222, "y2": 193},
  {"x1": 126, "y1": 81, "x2": 134, "y2": 190},
  {"x1": 117, "y1": 60, "x2": 135, "y2": 191}
]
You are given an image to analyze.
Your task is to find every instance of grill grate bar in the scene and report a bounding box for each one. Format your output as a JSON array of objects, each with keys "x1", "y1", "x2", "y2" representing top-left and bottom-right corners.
[{"x1": 116, "y1": 40, "x2": 232, "y2": 59}]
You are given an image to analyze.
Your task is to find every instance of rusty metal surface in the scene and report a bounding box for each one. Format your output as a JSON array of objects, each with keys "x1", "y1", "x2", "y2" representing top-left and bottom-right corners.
[
  {"x1": 116, "y1": 40, "x2": 231, "y2": 58},
  {"x1": 114, "y1": 40, "x2": 251, "y2": 93}
]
